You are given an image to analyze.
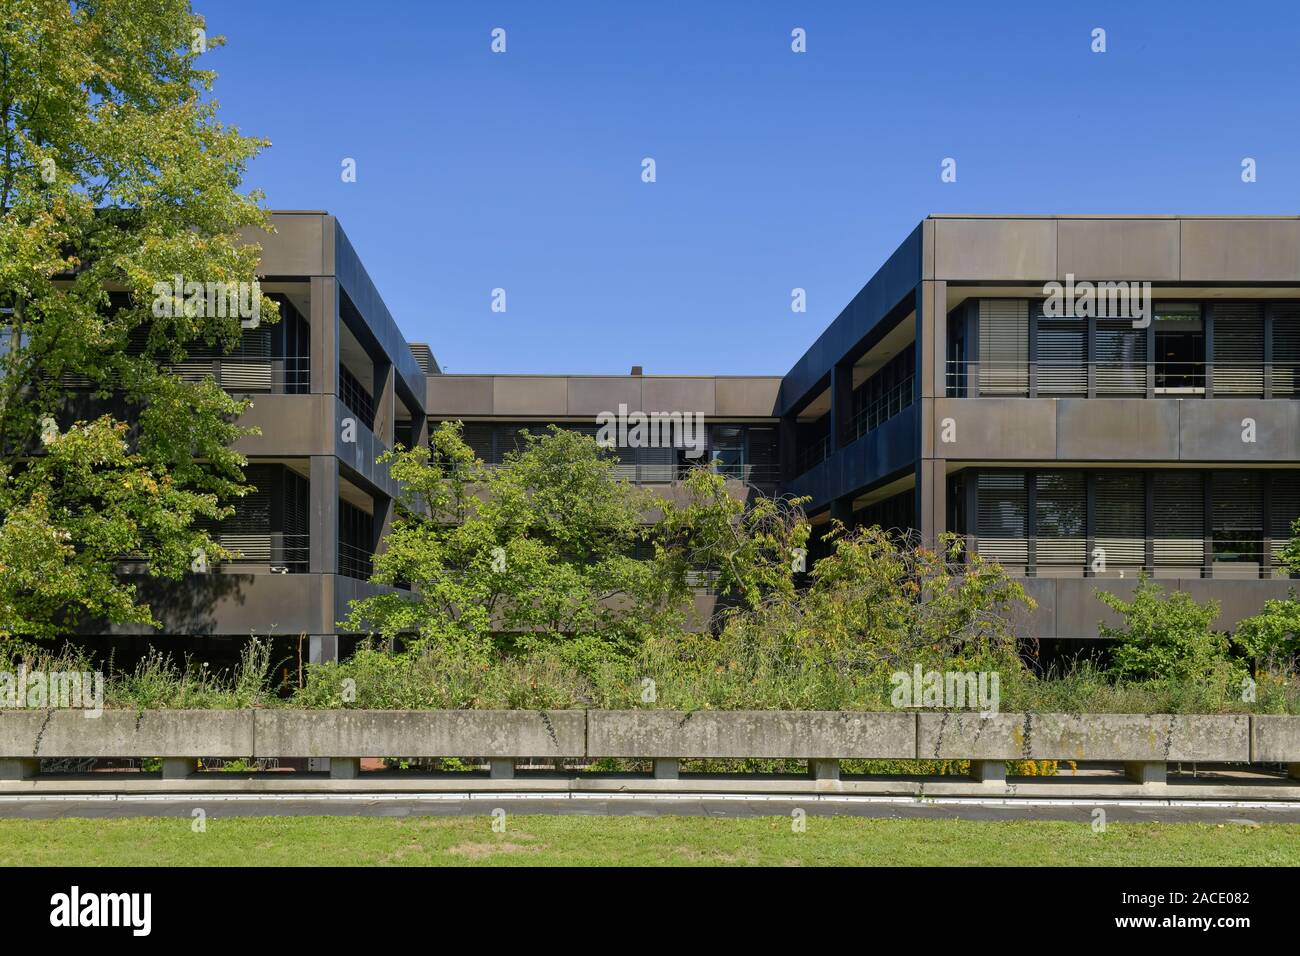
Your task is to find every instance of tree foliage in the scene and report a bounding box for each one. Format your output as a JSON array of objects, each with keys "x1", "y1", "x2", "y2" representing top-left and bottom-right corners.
[{"x1": 0, "y1": 1, "x2": 271, "y2": 637}]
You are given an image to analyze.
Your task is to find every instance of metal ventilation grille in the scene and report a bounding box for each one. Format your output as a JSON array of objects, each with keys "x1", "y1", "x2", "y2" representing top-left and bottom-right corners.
[
  {"x1": 1214, "y1": 303, "x2": 1265, "y2": 396},
  {"x1": 1095, "y1": 472, "x2": 1145, "y2": 567},
  {"x1": 1153, "y1": 471, "x2": 1203, "y2": 568},
  {"x1": 1273, "y1": 304, "x2": 1300, "y2": 398},
  {"x1": 1035, "y1": 471, "x2": 1085, "y2": 566},
  {"x1": 978, "y1": 299, "x2": 1028, "y2": 396},
  {"x1": 977, "y1": 472, "x2": 1027, "y2": 566},
  {"x1": 1095, "y1": 321, "x2": 1147, "y2": 395},
  {"x1": 1036, "y1": 306, "x2": 1087, "y2": 395}
]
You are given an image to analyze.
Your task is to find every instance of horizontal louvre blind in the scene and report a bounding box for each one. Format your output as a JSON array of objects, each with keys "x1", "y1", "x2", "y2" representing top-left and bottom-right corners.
[
  {"x1": 1213, "y1": 303, "x2": 1265, "y2": 396},
  {"x1": 639, "y1": 445, "x2": 674, "y2": 482},
  {"x1": 1095, "y1": 321, "x2": 1147, "y2": 395},
  {"x1": 1213, "y1": 471, "x2": 1262, "y2": 565},
  {"x1": 977, "y1": 472, "x2": 1027, "y2": 566},
  {"x1": 978, "y1": 299, "x2": 1028, "y2": 396},
  {"x1": 1035, "y1": 471, "x2": 1085, "y2": 566},
  {"x1": 1036, "y1": 306, "x2": 1087, "y2": 396},
  {"x1": 220, "y1": 362, "x2": 273, "y2": 391},
  {"x1": 1095, "y1": 472, "x2": 1145, "y2": 567},
  {"x1": 1153, "y1": 471, "x2": 1203, "y2": 568},
  {"x1": 460, "y1": 423, "x2": 494, "y2": 463},
  {"x1": 1273, "y1": 304, "x2": 1300, "y2": 398},
  {"x1": 1270, "y1": 471, "x2": 1300, "y2": 565}
]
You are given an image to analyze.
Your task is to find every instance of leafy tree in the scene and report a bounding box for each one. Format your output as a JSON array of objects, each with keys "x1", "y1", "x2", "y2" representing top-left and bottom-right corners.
[
  {"x1": 652, "y1": 465, "x2": 809, "y2": 618},
  {"x1": 1234, "y1": 597, "x2": 1300, "y2": 677},
  {"x1": 345, "y1": 423, "x2": 678, "y2": 669},
  {"x1": 1098, "y1": 575, "x2": 1242, "y2": 683},
  {"x1": 0, "y1": 1, "x2": 272, "y2": 638}
]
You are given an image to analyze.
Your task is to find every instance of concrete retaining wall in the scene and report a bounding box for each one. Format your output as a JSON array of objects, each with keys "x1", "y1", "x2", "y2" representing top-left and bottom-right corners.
[
  {"x1": 916, "y1": 713, "x2": 1251, "y2": 762},
  {"x1": 253, "y1": 709, "x2": 585, "y2": 758},
  {"x1": 587, "y1": 711, "x2": 916, "y2": 759},
  {"x1": 0, "y1": 710, "x2": 254, "y2": 758},
  {"x1": 1251, "y1": 715, "x2": 1300, "y2": 763},
  {"x1": 1, "y1": 709, "x2": 1297, "y2": 764}
]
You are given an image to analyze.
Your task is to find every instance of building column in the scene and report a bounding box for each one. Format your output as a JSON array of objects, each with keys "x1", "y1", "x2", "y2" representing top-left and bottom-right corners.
[
  {"x1": 309, "y1": 455, "x2": 338, "y2": 576},
  {"x1": 309, "y1": 277, "x2": 338, "y2": 396},
  {"x1": 372, "y1": 359, "x2": 396, "y2": 447},
  {"x1": 830, "y1": 362, "x2": 853, "y2": 449},
  {"x1": 915, "y1": 279, "x2": 947, "y2": 549},
  {"x1": 372, "y1": 492, "x2": 395, "y2": 559}
]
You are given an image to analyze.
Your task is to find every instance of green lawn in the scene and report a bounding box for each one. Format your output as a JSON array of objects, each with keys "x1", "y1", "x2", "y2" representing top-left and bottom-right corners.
[{"x1": 1, "y1": 815, "x2": 1298, "y2": 866}]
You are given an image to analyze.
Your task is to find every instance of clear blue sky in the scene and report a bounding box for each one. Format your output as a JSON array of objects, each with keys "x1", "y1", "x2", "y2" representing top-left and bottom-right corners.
[{"x1": 205, "y1": 0, "x2": 1300, "y2": 376}]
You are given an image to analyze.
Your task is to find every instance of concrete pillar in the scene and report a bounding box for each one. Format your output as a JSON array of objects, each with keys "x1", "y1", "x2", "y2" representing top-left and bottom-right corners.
[
  {"x1": 829, "y1": 362, "x2": 853, "y2": 449},
  {"x1": 915, "y1": 278, "x2": 947, "y2": 549},
  {"x1": 1125, "y1": 761, "x2": 1167, "y2": 785},
  {"x1": 309, "y1": 277, "x2": 339, "y2": 396},
  {"x1": 161, "y1": 758, "x2": 196, "y2": 780},
  {"x1": 808, "y1": 759, "x2": 840, "y2": 781},
  {"x1": 309, "y1": 455, "x2": 338, "y2": 575},
  {"x1": 1287, "y1": 763, "x2": 1300, "y2": 781},
  {"x1": 970, "y1": 760, "x2": 1006, "y2": 784},
  {"x1": 372, "y1": 359, "x2": 396, "y2": 447},
  {"x1": 412, "y1": 414, "x2": 430, "y2": 450},
  {"x1": 309, "y1": 634, "x2": 338, "y2": 665},
  {"x1": 329, "y1": 758, "x2": 361, "y2": 780},
  {"x1": 489, "y1": 759, "x2": 514, "y2": 780},
  {"x1": 0, "y1": 758, "x2": 38, "y2": 780},
  {"x1": 653, "y1": 758, "x2": 680, "y2": 780},
  {"x1": 372, "y1": 493, "x2": 395, "y2": 559}
]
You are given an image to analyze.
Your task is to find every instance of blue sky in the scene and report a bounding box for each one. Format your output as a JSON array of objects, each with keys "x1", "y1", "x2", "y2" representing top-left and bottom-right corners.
[{"x1": 205, "y1": 1, "x2": 1300, "y2": 376}]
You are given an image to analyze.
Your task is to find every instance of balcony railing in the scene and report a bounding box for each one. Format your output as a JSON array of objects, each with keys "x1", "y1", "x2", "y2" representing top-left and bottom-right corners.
[
  {"x1": 965, "y1": 535, "x2": 1291, "y2": 579},
  {"x1": 466, "y1": 461, "x2": 783, "y2": 486},
  {"x1": 213, "y1": 532, "x2": 309, "y2": 573},
  {"x1": 844, "y1": 375, "x2": 914, "y2": 443},
  {"x1": 946, "y1": 361, "x2": 1300, "y2": 398},
  {"x1": 338, "y1": 541, "x2": 375, "y2": 581}
]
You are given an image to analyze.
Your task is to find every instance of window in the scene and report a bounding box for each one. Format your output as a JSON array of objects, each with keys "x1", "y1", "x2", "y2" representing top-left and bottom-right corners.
[{"x1": 1154, "y1": 303, "x2": 1204, "y2": 392}]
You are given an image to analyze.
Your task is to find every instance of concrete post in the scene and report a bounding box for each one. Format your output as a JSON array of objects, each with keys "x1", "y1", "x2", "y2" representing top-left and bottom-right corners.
[
  {"x1": 489, "y1": 759, "x2": 514, "y2": 780},
  {"x1": 0, "y1": 758, "x2": 38, "y2": 780},
  {"x1": 970, "y1": 760, "x2": 1006, "y2": 784},
  {"x1": 307, "y1": 635, "x2": 339, "y2": 774},
  {"x1": 808, "y1": 759, "x2": 840, "y2": 782},
  {"x1": 1125, "y1": 761, "x2": 1167, "y2": 785},
  {"x1": 161, "y1": 758, "x2": 196, "y2": 780},
  {"x1": 1288, "y1": 763, "x2": 1300, "y2": 781},
  {"x1": 309, "y1": 276, "x2": 338, "y2": 396},
  {"x1": 653, "y1": 758, "x2": 680, "y2": 780},
  {"x1": 329, "y1": 758, "x2": 361, "y2": 780},
  {"x1": 915, "y1": 278, "x2": 948, "y2": 549},
  {"x1": 309, "y1": 455, "x2": 338, "y2": 575},
  {"x1": 372, "y1": 359, "x2": 396, "y2": 448}
]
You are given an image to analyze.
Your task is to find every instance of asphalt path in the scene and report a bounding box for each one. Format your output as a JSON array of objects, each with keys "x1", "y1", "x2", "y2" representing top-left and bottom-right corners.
[{"x1": 3, "y1": 791, "x2": 1300, "y2": 824}]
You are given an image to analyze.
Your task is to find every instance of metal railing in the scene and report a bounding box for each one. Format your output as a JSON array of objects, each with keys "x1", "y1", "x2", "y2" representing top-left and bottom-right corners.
[
  {"x1": 465, "y1": 461, "x2": 783, "y2": 486},
  {"x1": 844, "y1": 375, "x2": 914, "y2": 442},
  {"x1": 946, "y1": 360, "x2": 1300, "y2": 398},
  {"x1": 338, "y1": 541, "x2": 375, "y2": 581},
  {"x1": 215, "y1": 532, "x2": 310, "y2": 572},
  {"x1": 795, "y1": 435, "x2": 831, "y2": 475},
  {"x1": 966, "y1": 535, "x2": 1292, "y2": 579}
]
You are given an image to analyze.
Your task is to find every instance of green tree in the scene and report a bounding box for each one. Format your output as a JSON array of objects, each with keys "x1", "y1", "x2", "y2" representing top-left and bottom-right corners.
[
  {"x1": 1099, "y1": 575, "x2": 1241, "y2": 683},
  {"x1": 0, "y1": 1, "x2": 272, "y2": 638},
  {"x1": 345, "y1": 423, "x2": 679, "y2": 669}
]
